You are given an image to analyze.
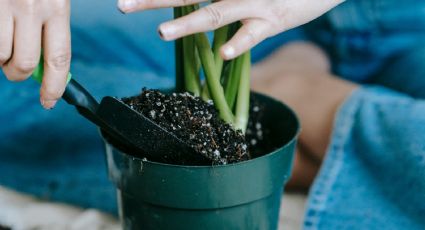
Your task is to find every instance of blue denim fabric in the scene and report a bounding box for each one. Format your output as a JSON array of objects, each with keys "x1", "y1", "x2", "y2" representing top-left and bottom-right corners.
[
  {"x1": 305, "y1": 87, "x2": 425, "y2": 229},
  {"x1": 0, "y1": 0, "x2": 304, "y2": 213},
  {"x1": 304, "y1": 0, "x2": 425, "y2": 229},
  {"x1": 306, "y1": 0, "x2": 425, "y2": 83}
]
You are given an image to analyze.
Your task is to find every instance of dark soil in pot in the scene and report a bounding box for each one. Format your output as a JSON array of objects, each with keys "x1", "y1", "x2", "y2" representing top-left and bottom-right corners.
[{"x1": 122, "y1": 89, "x2": 275, "y2": 165}]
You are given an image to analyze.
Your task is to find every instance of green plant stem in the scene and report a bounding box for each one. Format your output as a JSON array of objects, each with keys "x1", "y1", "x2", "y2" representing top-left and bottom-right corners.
[
  {"x1": 174, "y1": 6, "x2": 250, "y2": 132},
  {"x1": 224, "y1": 55, "x2": 243, "y2": 110},
  {"x1": 174, "y1": 7, "x2": 184, "y2": 92},
  {"x1": 234, "y1": 52, "x2": 251, "y2": 133},
  {"x1": 200, "y1": 26, "x2": 228, "y2": 100},
  {"x1": 220, "y1": 22, "x2": 240, "y2": 85},
  {"x1": 212, "y1": 26, "x2": 228, "y2": 73},
  {"x1": 181, "y1": 6, "x2": 201, "y2": 96},
  {"x1": 195, "y1": 33, "x2": 234, "y2": 124},
  {"x1": 182, "y1": 35, "x2": 201, "y2": 96},
  {"x1": 201, "y1": 84, "x2": 211, "y2": 100}
]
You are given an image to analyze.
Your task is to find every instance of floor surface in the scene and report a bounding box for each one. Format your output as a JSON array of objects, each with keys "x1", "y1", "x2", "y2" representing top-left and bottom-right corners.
[{"x1": 0, "y1": 186, "x2": 307, "y2": 230}]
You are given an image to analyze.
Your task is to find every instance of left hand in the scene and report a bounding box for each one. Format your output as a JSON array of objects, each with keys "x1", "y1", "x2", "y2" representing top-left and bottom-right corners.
[{"x1": 117, "y1": 0, "x2": 344, "y2": 60}]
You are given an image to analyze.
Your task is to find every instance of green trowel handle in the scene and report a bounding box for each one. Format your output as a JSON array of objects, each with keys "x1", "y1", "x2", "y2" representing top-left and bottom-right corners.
[
  {"x1": 32, "y1": 61, "x2": 72, "y2": 85},
  {"x1": 32, "y1": 56, "x2": 99, "y2": 119}
]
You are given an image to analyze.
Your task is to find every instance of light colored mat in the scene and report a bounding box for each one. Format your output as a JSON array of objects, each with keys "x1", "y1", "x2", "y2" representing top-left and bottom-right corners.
[{"x1": 0, "y1": 186, "x2": 306, "y2": 230}]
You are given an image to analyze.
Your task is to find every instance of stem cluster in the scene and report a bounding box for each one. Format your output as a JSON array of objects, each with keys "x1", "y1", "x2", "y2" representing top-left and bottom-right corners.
[{"x1": 174, "y1": 5, "x2": 251, "y2": 133}]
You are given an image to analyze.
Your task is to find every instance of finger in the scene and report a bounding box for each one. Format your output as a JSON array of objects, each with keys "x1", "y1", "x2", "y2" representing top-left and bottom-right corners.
[
  {"x1": 159, "y1": 1, "x2": 251, "y2": 41},
  {"x1": 40, "y1": 5, "x2": 71, "y2": 109},
  {"x1": 0, "y1": 6, "x2": 13, "y2": 66},
  {"x1": 2, "y1": 14, "x2": 42, "y2": 81},
  {"x1": 118, "y1": 0, "x2": 206, "y2": 13},
  {"x1": 220, "y1": 20, "x2": 270, "y2": 60}
]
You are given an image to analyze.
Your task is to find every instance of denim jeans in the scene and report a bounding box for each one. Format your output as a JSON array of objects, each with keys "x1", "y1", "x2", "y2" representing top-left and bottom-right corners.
[
  {"x1": 303, "y1": 0, "x2": 425, "y2": 229},
  {"x1": 0, "y1": 0, "x2": 424, "y2": 228}
]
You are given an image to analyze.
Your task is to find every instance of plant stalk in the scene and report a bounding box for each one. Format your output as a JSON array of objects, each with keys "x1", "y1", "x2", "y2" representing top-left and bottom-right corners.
[
  {"x1": 174, "y1": 6, "x2": 250, "y2": 132},
  {"x1": 173, "y1": 7, "x2": 184, "y2": 92},
  {"x1": 195, "y1": 33, "x2": 234, "y2": 124},
  {"x1": 234, "y1": 52, "x2": 251, "y2": 133},
  {"x1": 212, "y1": 26, "x2": 229, "y2": 74},
  {"x1": 180, "y1": 7, "x2": 201, "y2": 96},
  {"x1": 201, "y1": 84, "x2": 211, "y2": 101},
  {"x1": 224, "y1": 55, "x2": 243, "y2": 110},
  {"x1": 182, "y1": 35, "x2": 201, "y2": 96},
  {"x1": 200, "y1": 25, "x2": 229, "y2": 100}
]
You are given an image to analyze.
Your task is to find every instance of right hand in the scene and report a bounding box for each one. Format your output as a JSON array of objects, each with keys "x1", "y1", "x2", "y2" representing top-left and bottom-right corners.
[
  {"x1": 0, "y1": 0, "x2": 71, "y2": 109},
  {"x1": 118, "y1": 0, "x2": 344, "y2": 60}
]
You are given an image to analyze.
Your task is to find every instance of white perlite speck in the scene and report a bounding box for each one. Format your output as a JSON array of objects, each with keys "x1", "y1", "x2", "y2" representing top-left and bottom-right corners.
[
  {"x1": 257, "y1": 130, "x2": 263, "y2": 137},
  {"x1": 149, "y1": 110, "x2": 156, "y2": 119},
  {"x1": 255, "y1": 122, "x2": 262, "y2": 129},
  {"x1": 242, "y1": 144, "x2": 247, "y2": 150}
]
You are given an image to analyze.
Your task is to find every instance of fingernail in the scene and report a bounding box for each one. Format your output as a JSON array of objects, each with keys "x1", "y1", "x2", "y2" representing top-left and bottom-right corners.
[
  {"x1": 158, "y1": 24, "x2": 177, "y2": 40},
  {"x1": 119, "y1": 0, "x2": 137, "y2": 12},
  {"x1": 158, "y1": 29, "x2": 165, "y2": 39},
  {"x1": 222, "y1": 46, "x2": 235, "y2": 59},
  {"x1": 41, "y1": 99, "x2": 57, "y2": 110}
]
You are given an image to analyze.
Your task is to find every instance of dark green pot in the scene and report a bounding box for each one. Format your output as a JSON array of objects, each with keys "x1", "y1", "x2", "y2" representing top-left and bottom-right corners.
[{"x1": 102, "y1": 92, "x2": 300, "y2": 230}]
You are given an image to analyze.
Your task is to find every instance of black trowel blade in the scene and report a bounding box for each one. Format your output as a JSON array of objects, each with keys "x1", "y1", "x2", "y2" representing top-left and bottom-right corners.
[{"x1": 96, "y1": 96, "x2": 208, "y2": 164}]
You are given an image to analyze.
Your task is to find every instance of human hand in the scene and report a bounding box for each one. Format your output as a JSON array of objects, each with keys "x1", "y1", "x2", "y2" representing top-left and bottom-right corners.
[
  {"x1": 118, "y1": 0, "x2": 344, "y2": 60},
  {"x1": 0, "y1": 0, "x2": 71, "y2": 109}
]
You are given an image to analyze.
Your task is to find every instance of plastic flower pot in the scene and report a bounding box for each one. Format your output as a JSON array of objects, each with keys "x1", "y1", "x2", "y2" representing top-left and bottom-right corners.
[{"x1": 102, "y1": 92, "x2": 300, "y2": 230}]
